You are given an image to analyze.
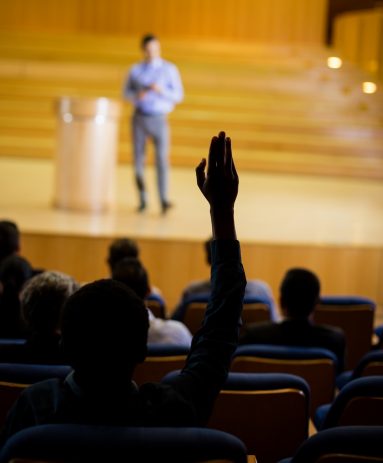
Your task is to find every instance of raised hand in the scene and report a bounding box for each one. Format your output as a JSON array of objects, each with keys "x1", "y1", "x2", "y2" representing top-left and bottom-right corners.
[
  {"x1": 196, "y1": 131, "x2": 238, "y2": 210},
  {"x1": 196, "y1": 131, "x2": 238, "y2": 239}
]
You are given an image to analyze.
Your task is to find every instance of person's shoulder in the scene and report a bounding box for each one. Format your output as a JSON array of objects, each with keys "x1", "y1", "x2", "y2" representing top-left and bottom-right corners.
[
  {"x1": 138, "y1": 382, "x2": 197, "y2": 425},
  {"x1": 245, "y1": 279, "x2": 272, "y2": 294},
  {"x1": 312, "y1": 322, "x2": 345, "y2": 340},
  {"x1": 183, "y1": 280, "x2": 211, "y2": 296},
  {"x1": 162, "y1": 59, "x2": 180, "y2": 71},
  {"x1": 128, "y1": 61, "x2": 144, "y2": 74},
  {"x1": 18, "y1": 377, "x2": 64, "y2": 401},
  {"x1": 164, "y1": 319, "x2": 192, "y2": 336},
  {"x1": 161, "y1": 319, "x2": 192, "y2": 343}
]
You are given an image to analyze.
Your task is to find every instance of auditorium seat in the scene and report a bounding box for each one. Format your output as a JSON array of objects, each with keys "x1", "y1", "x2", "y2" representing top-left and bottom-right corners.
[
  {"x1": 132, "y1": 344, "x2": 189, "y2": 386},
  {"x1": 336, "y1": 349, "x2": 383, "y2": 390},
  {"x1": 0, "y1": 424, "x2": 251, "y2": 463},
  {"x1": 314, "y1": 376, "x2": 383, "y2": 431},
  {"x1": 182, "y1": 295, "x2": 272, "y2": 335},
  {"x1": 278, "y1": 426, "x2": 383, "y2": 463},
  {"x1": 231, "y1": 344, "x2": 337, "y2": 417},
  {"x1": 163, "y1": 370, "x2": 309, "y2": 463},
  {"x1": 145, "y1": 293, "x2": 167, "y2": 319},
  {"x1": 313, "y1": 295, "x2": 376, "y2": 369}
]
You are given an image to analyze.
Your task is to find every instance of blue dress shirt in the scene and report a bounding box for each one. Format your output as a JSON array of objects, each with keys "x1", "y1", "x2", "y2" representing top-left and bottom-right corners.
[{"x1": 123, "y1": 58, "x2": 183, "y2": 115}]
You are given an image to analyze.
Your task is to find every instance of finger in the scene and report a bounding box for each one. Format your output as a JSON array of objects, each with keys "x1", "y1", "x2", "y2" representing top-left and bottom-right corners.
[
  {"x1": 216, "y1": 131, "x2": 226, "y2": 170},
  {"x1": 226, "y1": 137, "x2": 239, "y2": 181},
  {"x1": 207, "y1": 136, "x2": 218, "y2": 176},
  {"x1": 196, "y1": 158, "x2": 207, "y2": 190},
  {"x1": 225, "y1": 137, "x2": 233, "y2": 173},
  {"x1": 232, "y1": 158, "x2": 239, "y2": 183}
]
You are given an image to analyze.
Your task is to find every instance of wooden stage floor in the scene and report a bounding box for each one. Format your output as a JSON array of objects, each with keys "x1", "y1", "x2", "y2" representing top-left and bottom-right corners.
[{"x1": 1, "y1": 156, "x2": 383, "y2": 247}]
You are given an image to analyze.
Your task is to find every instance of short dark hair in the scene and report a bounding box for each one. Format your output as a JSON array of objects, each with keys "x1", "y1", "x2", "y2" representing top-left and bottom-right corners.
[
  {"x1": 61, "y1": 279, "x2": 149, "y2": 375},
  {"x1": 280, "y1": 268, "x2": 320, "y2": 318},
  {"x1": 0, "y1": 220, "x2": 20, "y2": 262},
  {"x1": 141, "y1": 33, "x2": 158, "y2": 49},
  {"x1": 112, "y1": 257, "x2": 149, "y2": 300},
  {"x1": 0, "y1": 254, "x2": 33, "y2": 292},
  {"x1": 107, "y1": 238, "x2": 139, "y2": 270}
]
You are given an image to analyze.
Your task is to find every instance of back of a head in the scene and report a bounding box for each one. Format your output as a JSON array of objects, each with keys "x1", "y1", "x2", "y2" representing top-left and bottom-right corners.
[
  {"x1": 0, "y1": 254, "x2": 33, "y2": 292},
  {"x1": 0, "y1": 254, "x2": 33, "y2": 337},
  {"x1": 280, "y1": 268, "x2": 320, "y2": 318},
  {"x1": 20, "y1": 271, "x2": 79, "y2": 334},
  {"x1": 111, "y1": 257, "x2": 150, "y2": 300},
  {"x1": 107, "y1": 238, "x2": 139, "y2": 271},
  {"x1": 0, "y1": 220, "x2": 20, "y2": 263},
  {"x1": 61, "y1": 279, "x2": 149, "y2": 377}
]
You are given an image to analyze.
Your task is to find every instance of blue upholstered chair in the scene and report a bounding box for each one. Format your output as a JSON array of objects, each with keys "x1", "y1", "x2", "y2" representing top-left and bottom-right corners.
[
  {"x1": 0, "y1": 363, "x2": 71, "y2": 428},
  {"x1": 231, "y1": 344, "x2": 337, "y2": 417},
  {"x1": 0, "y1": 339, "x2": 26, "y2": 346},
  {"x1": 0, "y1": 363, "x2": 71, "y2": 384},
  {"x1": 278, "y1": 426, "x2": 383, "y2": 463},
  {"x1": 182, "y1": 294, "x2": 273, "y2": 335},
  {"x1": 375, "y1": 324, "x2": 383, "y2": 346},
  {"x1": 132, "y1": 343, "x2": 189, "y2": 386},
  {"x1": 0, "y1": 424, "x2": 249, "y2": 463},
  {"x1": 313, "y1": 295, "x2": 376, "y2": 369},
  {"x1": 336, "y1": 349, "x2": 383, "y2": 389},
  {"x1": 145, "y1": 292, "x2": 167, "y2": 319},
  {"x1": 163, "y1": 370, "x2": 309, "y2": 463},
  {"x1": 314, "y1": 376, "x2": 383, "y2": 431}
]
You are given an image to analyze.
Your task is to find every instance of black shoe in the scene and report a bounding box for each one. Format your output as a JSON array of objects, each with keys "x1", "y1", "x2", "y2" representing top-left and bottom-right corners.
[
  {"x1": 136, "y1": 202, "x2": 146, "y2": 213},
  {"x1": 161, "y1": 201, "x2": 173, "y2": 215}
]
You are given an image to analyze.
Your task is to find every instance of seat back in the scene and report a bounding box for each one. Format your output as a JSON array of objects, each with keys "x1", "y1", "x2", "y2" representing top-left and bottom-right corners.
[
  {"x1": 0, "y1": 424, "x2": 249, "y2": 463},
  {"x1": 145, "y1": 293, "x2": 166, "y2": 319},
  {"x1": 353, "y1": 350, "x2": 383, "y2": 378},
  {"x1": 183, "y1": 296, "x2": 272, "y2": 335},
  {"x1": 284, "y1": 426, "x2": 383, "y2": 463},
  {"x1": 240, "y1": 298, "x2": 272, "y2": 326},
  {"x1": 320, "y1": 376, "x2": 383, "y2": 429},
  {"x1": 183, "y1": 301, "x2": 206, "y2": 334},
  {"x1": 207, "y1": 372, "x2": 309, "y2": 463},
  {"x1": 313, "y1": 296, "x2": 375, "y2": 369},
  {"x1": 336, "y1": 350, "x2": 383, "y2": 390},
  {"x1": 231, "y1": 344, "x2": 337, "y2": 417},
  {"x1": 0, "y1": 363, "x2": 71, "y2": 429},
  {"x1": 132, "y1": 344, "x2": 189, "y2": 385}
]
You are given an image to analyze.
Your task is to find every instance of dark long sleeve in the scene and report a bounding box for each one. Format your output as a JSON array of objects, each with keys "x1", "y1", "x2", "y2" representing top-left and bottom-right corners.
[{"x1": 164, "y1": 239, "x2": 246, "y2": 424}]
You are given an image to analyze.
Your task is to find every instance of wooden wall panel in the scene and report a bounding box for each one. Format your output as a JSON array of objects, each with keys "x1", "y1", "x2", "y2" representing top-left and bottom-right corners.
[
  {"x1": 21, "y1": 232, "x2": 383, "y2": 323},
  {"x1": 333, "y1": 8, "x2": 383, "y2": 80},
  {"x1": 0, "y1": 0, "x2": 328, "y2": 44}
]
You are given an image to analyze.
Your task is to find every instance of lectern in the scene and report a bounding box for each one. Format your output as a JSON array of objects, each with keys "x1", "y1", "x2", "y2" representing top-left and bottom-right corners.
[{"x1": 54, "y1": 97, "x2": 121, "y2": 212}]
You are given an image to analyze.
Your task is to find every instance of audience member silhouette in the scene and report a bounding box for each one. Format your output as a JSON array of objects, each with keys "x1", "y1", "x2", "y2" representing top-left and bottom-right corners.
[
  {"x1": 0, "y1": 220, "x2": 20, "y2": 265},
  {"x1": 0, "y1": 254, "x2": 33, "y2": 338},
  {"x1": 0, "y1": 131, "x2": 246, "y2": 444},
  {"x1": 18, "y1": 271, "x2": 79, "y2": 363},
  {"x1": 107, "y1": 237, "x2": 163, "y2": 299},
  {"x1": 239, "y1": 267, "x2": 346, "y2": 371},
  {"x1": 172, "y1": 236, "x2": 278, "y2": 321},
  {"x1": 107, "y1": 238, "x2": 139, "y2": 269},
  {"x1": 112, "y1": 257, "x2": 192, "y2": 346},
  {"x1": 0, "y1": 219, "x2": 43, "y2": 277}
]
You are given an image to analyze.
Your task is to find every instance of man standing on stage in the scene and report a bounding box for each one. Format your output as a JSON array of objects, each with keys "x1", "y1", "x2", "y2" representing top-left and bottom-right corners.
[{"x1": 123, "y1": 34, "x2": 184, "y2": 214}]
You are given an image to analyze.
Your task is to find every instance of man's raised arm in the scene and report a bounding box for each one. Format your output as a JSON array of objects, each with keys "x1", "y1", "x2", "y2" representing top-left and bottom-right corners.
[{"x1": 167, "y1": 131, "x2": 246, "y2": 424}]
